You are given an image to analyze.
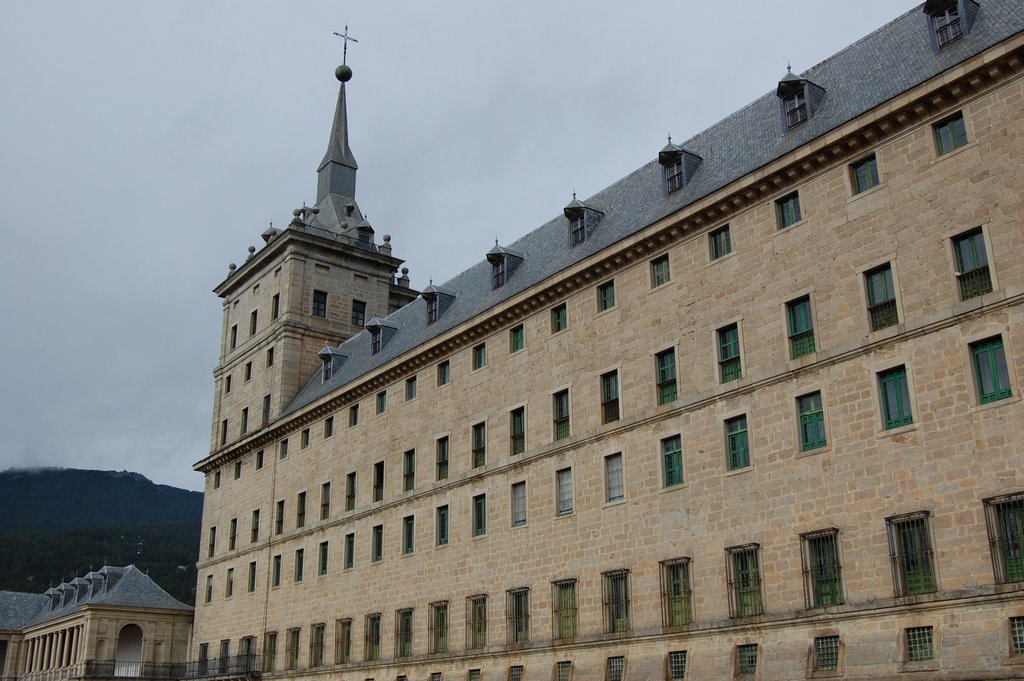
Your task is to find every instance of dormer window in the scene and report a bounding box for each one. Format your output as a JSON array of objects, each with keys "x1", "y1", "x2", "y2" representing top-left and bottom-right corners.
[
  {"x1": 365, "y1": 318, "x2": 398, "y2": 356},
  {"x1": 933, "y1": 6, "x2": 962, "y2": 45},
  {"x1": 657, "y1": 138, "x2": 702, "y2": 196},
  {"x1": 563, "y1": 194, "x2": 604, "y2": 246},
  {"x1": 776, "y1": 70, "x2": 825, "y2": 132},
  {"x1": 318, "y1": 346, "x2": 347, "y2": 383},
  {"x1": 784, "y1": 91, "x2": 807, "y2": 128},
  {"x1": 924, "y1": 1, "x2": 977, "y2": 50},
  {"x1": 422, "y1": 284, "x2": 456, "y2": 325},
  {"x1": 486, "y1": 244, "x2": 524, "y2": 290}
]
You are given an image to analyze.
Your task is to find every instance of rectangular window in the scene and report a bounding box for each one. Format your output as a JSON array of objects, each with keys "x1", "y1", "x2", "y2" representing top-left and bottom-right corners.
[
  {"x1": 250, "y1": 509, "x2": 260, "y2": 543},
  {"x1": 492, "y1": 257, "x2": 507, "y2": 288},
  {"x1": 262, "y1": 633, "x2": 277, "y2": 672},
  {"x1": 230, "y1": 325, "x2": 237, "y2": 350},
  {"x1": 255, "y1": 449, "x2": 264, "y2": 470},
  {"x1": 225, "y1": 568, "x2": 234, "y2": 598},
  {"x1": 293, "y1": 548, "x2": 304, "y2": 582},
  {"x1": 300, "y1": 428, "x2": 310, "y2": 449},
  {"x1": 371, "y1": 525, "x2": 383, "y2": 562},
  {"x1": 662, "y1": 435, "x2": 683, "y2": 487},
  {"x1": 266, "y1": 347, "x2": 274, "y2": 367},
  {"x1": 602, "y1": 570, "x2": 631, "y2": 633},
  {"x1": 660, "y1": 558, "x2": 693, "y2": 627},
  {"x1": 510, "y1": 407, "x2": 525, "y2": 455},
  {"x1": 271, "y1": 555, "x2": 281, "y2": 587},
  {"x1": 551, "y1": 303, "x2": 568, "y2": 333},
  {"x1": 709, "y1": 224, "x2": 731, "y2": 260},
  {"x1": 436, "y1": 436, "x2": 449, "y2": 480},
  {"x1": 247, "y1": 561, "x2": 257, "y2": 592},
  {"x1": 372, "y1": 461, "x2": 384, "y2": 502},
  {"x1": 323, "y1": 415, "x2": 334, "y2": 439},
  {"x1": 555, "y1": 661, "x2": 572, "y2": 681},
  {"x1": 604, "y1": 453, "x2": 624, "y2": 502},
  {"x1": 667, "y1": 650, "x2": 688, "y2": 679},
  {"x1": 866, "y1": 264, "x2": 898, "y2": 331},
  {"x1": 309, "y1": 623, "x2": 324, "y2": 667},
  {"x1": 320, "y1": 482, "x2": 331, "y2": 520},
  {"x1": 405, "y1": 375, "x2": 417, "y2": 401},
  {"x1": 472, "y1": 422, "x2": 486, "y2": 468},
  {"x1": 472, "y1": 343, "x2": 487, "y2": 370},
  {"x1": 436, "y1": 505, "x2": 449, "y2": 546},
  {"x1": 784, "y1": 90, "x2": 807, "y2": 127},
  {"x1": 511, "y1": 481, "x2": 527, "y2": 527},
  {"x1": 219, "y1": 420, "x2": 228, "y2": 446},
  {"x1": 467, "y1": 595, "x2": 487, "y2": 649},
  {"x1": 508, "y1": 665, "x2": 524, "y2": 681},
  {"x1": 553, "y1": 389, "x2": 570, "y2": 440},
  {"x1": 971, "y1": 336, "x2": 1012, "y2": 403},
  {"x1": 334, "y1": 619, "x2": 351, "y2": 664},
  {"x1": 814, "y1": 635, "x2": 840, "y2": 670},
  {"x1": 569, "y1": 213, "x2": 586, "y2": 246},
  {"x1": 509, "y1": 324, "x2": 524, "y2": 353},
  {"x1": 556, "y1": 468, "x2": 573, "y2": 515},
  {"x1": 953, "y1": 228, "x2": 993, "y2": 300},
  {"x1": 801, "y1": 529, "x2": 843, "y2": 607},
  {"x1": 318, "y1": 541, "x2": 329, "y2": 575},
  {"x1": 312, "y1": 290, "x2": 327, "y2": 317},
  {"x1": 601, "y1": 370, "x2": 620, "y2": 423},
  {"x1": 718, "y1": 324, "x2": 742, "y2": 382},
  {"x1": 934, "y1": 112, "x2": 968, "y2": 155},
  {"x1": 776, "y1": 191, "x2": 802, "y2": 228},
  {"x1": 351, "y1": 299, "x2": 366, "y2": 326},
  {"x1": 262, "y1": 395, "x2": 272, "y2": 426},
  {"x1": 656, "y1": 349, "x2": 678, "y2": 404},
  {"x1": 983, "y1": 492, "x2": 1024, "y2": 583},
  {"x1": 887, "y1": 512, "x2": 936, "y2": 596},
  {"x1": 851, "y1": 155, "x2": 879, "y2": 194},
  {"x1": 650, "y1": 254, "x2": 671, "y2": 287},
  {"x1": 375, "y1": 390, "x2": 387, "y2": 414},
  {"x1": 429, "y1": 601, "x2": 448, "y2": 654},
  {"x1": 285, "y1": 628, "x2": 299, "y2": 671},
  {"x1": 244, "y1": 361, "x2": 252, "y2": 381},
  {"x1": 344, "y1": 533, "x2": 354, "y2": 569},
  {"x1": 879, "y1": 366, "x2": 913, "y2": 429},
  {"x1": 727, "y1": 544, "x2": 763, "y2": 617},
  {"x1": 437, "y1": 360, "x2": 450, "y2": 386},
  {"x1": 787, "y1": 296, "x2": 815, "y2": 358},
  {"x1": 279, "y1": 439, "x2": 288, "y2": 460},
  {"x1": 249, "y1": 310, "x2": 258, "y2": 336},
  {"x1": 606, "y1": 656, "x2": 625, "y2": 681},
  {"x1": 203, "y1": 574, "x2": 213, "y2": 603},
  {"x1": 275, "y1": 499, "x2": 284, "y2": 534},
  {"x1": 271, "y1": 293, "x2": 280, "y2": 320},
  {"x1": 798, "y1": 392, "x2": 827, "y2": 451},
  {"x1": 1011, "y1": 617, "x2": 1024, "y2": 655},
  {"x1": 403, "y1": 449, "x2": 415, "y2": 492},
  {"x1": 395, "y1": 609, "x2": 413, "y2": 658},
  {"x1": 506, "y1": 588, "x2": 530, "y2": 644},
  {"x1": 472, "y1": 494, "x2": 487, "y2": 536},
  {"x1": 208, "y1": 526, "x2": 217, "y2": 558},
  {"x1": 725, "y1": 416, "x2": 750, "y2": 470},
  {"x1": 224, "y1": 375, "x2": 232, "y2": 395},
  {"x1": 345, "y1": 472, "x2": 355, "y2": 511},
  {"x1": 932, "y1": 6, "x2": 963, "y2": 45},
  {"x1": 348, "y1": 403, "x2": 359, "y2": 427},
  {"x1": 296, "y1": 491, "x2": 306, "y2": 528},
  {"x1": 402, "y1": 515, "x2": 415, "y2": 554},
  {"x1": 364, "y1": 613, "x2": 381, "y2": 661},
  {"x1": 597, "y1": 280, "x2": 616, "y2": 311},
  {"x1": 736, "y1": 643, "x2": 758, "y2": 676},
  {"x1": 905, "y1": 626, "x2": 934, "y2": 662}
]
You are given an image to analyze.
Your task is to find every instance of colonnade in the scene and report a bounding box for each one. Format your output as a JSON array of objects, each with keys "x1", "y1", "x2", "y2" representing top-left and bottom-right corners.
[{"x1": 21, "y1": 625, "x2": 85, "y2": 676}]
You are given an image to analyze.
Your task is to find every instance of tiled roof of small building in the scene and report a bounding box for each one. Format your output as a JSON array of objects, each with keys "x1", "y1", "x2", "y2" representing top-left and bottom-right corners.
[{"x1": 0, "y1": 591, "x2": 48, "y2": 631}]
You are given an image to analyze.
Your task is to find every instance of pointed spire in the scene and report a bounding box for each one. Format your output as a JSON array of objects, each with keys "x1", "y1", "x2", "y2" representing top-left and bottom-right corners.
[{"x1": 317, "y1": 64, "x2": 358, "y2": 202}]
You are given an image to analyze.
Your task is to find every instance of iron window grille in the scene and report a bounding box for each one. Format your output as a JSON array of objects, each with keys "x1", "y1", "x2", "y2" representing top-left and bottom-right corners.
[
  {"x1": 555, "y1": 661, "x2": 572, "y2": 681},
  {"x1": 667, "y1": 650, "x2": 687, "y2": 679},
  {"x1": 429, "y1": 601, "x2": 448, "y2": 654},
  {"x1": 726, "y1": 415, "x2": 750, "y2": 470},
  {"x1": 601, "y1": 370, "x2": 620, "y2": 423},
  {"x1": 953, "y1": 228, "x2": 992, "y2": 300},
  {"x1": 776, "y1": 191, "x2": 802, "y2": 228},
  {"x1": 553, "y1": 389, "x2": 571, "y2": 440},
  {"x1": 552, "y1": 579, "x2": 577, "y2": 640},
  {"x1": 466, "y1": 595, "x2": 487, "y2": 650},
  {"x1": 606, "y1": 656, "x2": 625, "y2": 681},
  {"x1": 551, "y1": 303, "x2": 568, "y2": 333},
  {"x1": 660, "y1": 558, "x2": 693, "y2": 627},
  {"x1": 801, "y1": 529, "x2": 844, "y2": 607},
  {"x1": 814, "y1": 635, "x2": 840, "y2": 670},
  {"x1": 879, "y1": 366, "x2": 914, "y2": 429},
  {"x1": 436, "y1": 437, "x2": 449, "y2": 480},
  {"x1": 851, "y1": 155, "x2": 879, "y2": 194},
  {"x1": 472, "y1": 423, "x2": 487, "y2": 468},
  {"x1": 506, "y1": 588, "x2": 530, "y2": 645},
  {"x1": 934, "y1": 112, "x2": 968, "y2": 155},
  {"x1": 403, "y1": 450, "x2": 415, "y2": 492},
  {"x1": 983, "y1": 492, "x2": 1024, "y2": 584},
  {"x1": 395, "y1": 609, "x2": 413, "y2": 658},
  {"x1": 436, "y1": 505, "x2": 449, "y2": 546},
  {"x1": 798, "y1": 392, "x2": 827, "y2": 451},
  {"x1": 932, "y1": 7, "x2": 963, "y2": 46},
  {"x1": 787, "y1": 296, "x2": 815, "y2": 358},
  {"x1": 1011, "y1": 617, "x2": 1024, "y2": 655},
  {"x1": 727, "y1": 544, "x2": 763, "y2": 617},
  {"x1": 736, "y1": 643, "x2": 758, "y2": 676},
  {"x1": 887, "y1": 512, "x2": 936, "y2": 596},
  {"x1": 662, "y1": 435, "x2": 683, "y2": 487},
  {"x1": 718, "y1": 324, "x2": 742, "y2": 382},
  {"x1": 971, "y1": 336, "x2": 1012, "y2": 403},
  {"x1": 556, "y1": 468, "x2": 573, "y2": 515},
  {"x1": 709, "y1": 224, "x2": 731, "y2": 260},
  {"x1": 602, "y1": 569, "x2": 631, "y2": 633},
  {"x1": 865, "y1": 264, "x2": 898, "y2": 331},
  {"x1": 510, "y1": 407, "x2": 526, "y2": 455},
  {"x1": 284, "y1": 628, "x2": 299, "y2": 670},
  {"x1": 363, "y1": 614, "x2": 381, "y2": 661},
  {"x1": 508, "y1": 665, "x2": 524, "y2": 681},
  {"x1": 334, "y1": 619, "x2": 351, "y2": 664},
  {"x1": 656, "y1": 349, "x2": 678, "y2": 404},
  {"x1": 650, "y1": 254, "x2": 671, "y2": 287},
  {"x1": 309, "y1": 623, "x2": 325, "y2": 667},
  {"x1": 597, "y1": 280, "x2": 616, "y2": 311},
  {"x1": 784, "y1": 91, "x2": 807, "y2": 128},
  {"x1": 905, "y1": 626, "x2": 934, "y2": 662}
]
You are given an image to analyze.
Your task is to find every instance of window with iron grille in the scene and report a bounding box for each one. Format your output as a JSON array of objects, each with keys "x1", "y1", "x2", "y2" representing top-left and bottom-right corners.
[
  {"x1": 402, "y1": 516, "x2": 415, "y2": 554},
  {"x1": 309, "y1": 623, "x2": 325, "y2": 667},
  {"x1": 879, "y1": 366, "x2": 913, "y2": 429},
  {"x1": 725, "y1": 416, "x2": 749, "y2": 470},
  {"x1": 364, "y1": 613, "x2": 381, "y2": 661},
  {"x1": 718, "y1": 324, "x2": 742, "y2": 382},
  {"x1": 971, "y1": 336, "x2": 1012, "y2": 404},
  {"x1": 506, "y1": 588, "x2": 530, "y2": 644},
  {"x1": 600, "y1": 370, "x2": 620, "y2": 424},
  {"x1": 650, "y1": 254, "x2": 671, "y2": 287},
  {"x1": 372, "y1": 462, "x2": 384, "y2": 502},
  {"x1": 667, "y1": 650, "x2": 687, "y2": 679},
  {"x1": 395, "y1": 608, "x2": 413, "y2": 658},
  {"x1": 798, "y1": 392, "x2": 827, "y2": 451},
  {"x1": 551, "y1": 303, "x2": 568, "y2": 333},
  {"x1": 435, "y1": 436, "x2": 450, "y2": 480},
  {"x1": 371, "y1": 525, "x2": 383, "y2": 563},
  {"x1": 932, "y1": 5, "x2": 963, "y2": 45},
  {"x1": 510, "y1": 407, "x2": 525, "y2": 455},
  {"x1": 597, "y1": 280, "x2": 616, "y2": 311},
  {"x1": 473, "y1": 494, "x2": 487, "y2": 536},
  {"x1": 263, "y1": 632, "x2": 277, "y2": 672},
  {"x1": 569, "y1": 214, "x2": 586, "y2": 246},
  {"x1": 351, "y1": 299, "x2": 365, "y2": 326},
  {"x1": 606, "y1": 656, "x2": 625, "y2": 681},
  {"x1": 865, "y1": 264, "x2": 898, "y2": 331},
  {"x1": 1011, "y1": 617, "x2": 1024, "y2": 655},
  {"x1": 776, "y1": 191, "x2": 802, "y2": 228},
  {"x1": 428, "y1": 601, "x2": 448, "y2": 654},
  {"x1": 296, "y1": 492, "x2": 306, "y2": 528},
  {"x1": 375, "y1": 390, "x2": 387, "y2": 414},
  {"x1": 334, "y1": 619, "x2": 351, "y2": 663},
  {"x1": 553, "y1": 389, "x2": 571, "y2": 440},
  {"x1": 814, "y1": 635, "x2": 840, "y2": 670},
  {"x1": 905, "y1": 626, "x2": 934, "y2": 662},
  {"x1": 437, "y1": 360, "x2": 450, "y2": 386},
  {"x1": 665, "y1": 158, "x2": 685, "y2": 194},
  {"x1": 472, "y1": 422, "x2": 487, "y2": 468},
  {"x1": 709, "y1": 225, "x2": 731, "y2": 260},
  {"x1": 507, "y1": 666, "x2": 523, "y2": 681},
  {"x1": 344, "y1": 533, "x2": 354, "y2": 569},
  {"x1": 468, "y1": 670, "x2": 481, "y2": 681},
  {"x1": 953, "y1": 228, "x2": 992, "y2": 300},
  {"x1": 801, "y1": 529, "x2": 843, "y2": 607},
  {"x1": 555, "y1": 660, "x2": 572, "y2": 681},
  {"x1": 602, "y1": 569, "x2": 631, "y2": 633},
  {"x1": 271, "y1": 555, "x2": 281, "y2": 587},
  {"x1": 787, "y1": 296, "x2": 815, "y2": 358},
  {"x1": 312, "y1": 290, "x2": 327, "y2": 318},
  {"x1": 662, "y1": 435, "x2": 683, "y2": 487},
  {"x1": 403, "y1": 450, "x2": 415, "y2": 492},
  {"x1": 887, "y1": 512, "x2": 936, "y2": 596},
  {"x1": 466, "y1": 594, "x2": 487, "y2": 649},
  {"x1": 851, "y1": 155, "x2": 879, "y2": 194},
  {"x1": 472, "y1": 343, "x2": 487, "y2": 370},
  {"x1": 436, "y1": 505, "x2": 449, "y2": 546},
  {"x1": 320, "y1": 482, "x2": 331, "y2": 520},
  {"x1": 285, "y1": 628, "x2": 299, "y2": 670},
  {"x1": 556, "y1": 468, "x2": 573, "y2": 515},
  {"x1": 784, "y1": 91, "x2": 807, "y2": 128},
  {"x1": 656, "y1": 349, "x2": 678, "y2": 404},
  {"x1": 660, "y1": 558, "x2": 693, "y2": 627},
  {"x1": 736, "y1": 643, "x2": 758, "y2": 676},
  {"x1": 727, "y1": 545, "x2": 763, "y2": 617},
  {"x1": 318, "y1": 541, "x2": 329, "y2": 576},
  {"x1": 511, "y1": 482, "x2": 527, "y2": 527},
  {"x1": 431, "y1": 674, "x2": 443, "y2": 681},
  {"x1": 552, "y1": 579, "x2": 577, "y2": 640},
  {"x1": 345, "y1": 472, "x2": 356, "y2": 511},
  {"x1": 509, "y1": 324, "x2": 524, "y2": 353},
  {"x1": 984, "y1": 492, "x2": 1024, "y2": 584},
  {"x1": 605, "y1": 453, "x2": 624, "y2": 502},
  {"x1": 294, "y1": 548, "x2": 304, "y2": 582},
  {"x1": 935, "y1": 112, "x2": 968, "y2": 155}
]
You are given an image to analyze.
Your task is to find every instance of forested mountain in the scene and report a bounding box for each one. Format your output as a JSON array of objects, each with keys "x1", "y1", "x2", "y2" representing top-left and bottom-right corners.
[{"x1": 0, "y1": 468, "x2": 202, "y2": 604}]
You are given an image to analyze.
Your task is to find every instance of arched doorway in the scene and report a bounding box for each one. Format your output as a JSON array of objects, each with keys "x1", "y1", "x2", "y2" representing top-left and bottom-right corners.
[{"x1": 113, "y1": 624, "x2": 143, "y2": 677}]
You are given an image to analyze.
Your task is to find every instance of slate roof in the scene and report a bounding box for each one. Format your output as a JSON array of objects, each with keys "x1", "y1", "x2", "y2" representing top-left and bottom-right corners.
[
  {"x1": 0, "y1": 591, "x2": 48, "y2": 631},
  {"x1": 281, "y1": 1, "x2": 1024, "y2": 418}
]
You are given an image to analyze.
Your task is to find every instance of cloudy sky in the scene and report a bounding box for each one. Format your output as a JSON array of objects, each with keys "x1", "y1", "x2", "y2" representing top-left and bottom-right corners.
[{"x1": 0, "y1": 1, "x2": 921, "y2": 491}]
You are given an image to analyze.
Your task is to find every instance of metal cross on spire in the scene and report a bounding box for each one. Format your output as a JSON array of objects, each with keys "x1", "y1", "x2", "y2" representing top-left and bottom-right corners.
[{"x1": 333, "y1": 26, "x2": 358, "y2": 64}]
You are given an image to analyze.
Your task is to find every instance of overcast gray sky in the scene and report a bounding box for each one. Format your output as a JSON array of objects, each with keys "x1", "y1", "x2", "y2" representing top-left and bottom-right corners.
[{"x1": 0, "y1": 1, "x2": 921, "y2": 491}]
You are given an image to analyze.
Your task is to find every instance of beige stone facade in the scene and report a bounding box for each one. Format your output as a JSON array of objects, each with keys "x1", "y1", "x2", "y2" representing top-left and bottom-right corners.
[{"x1": 194, "y1": 7, "x2": 1024, "y2": 681}]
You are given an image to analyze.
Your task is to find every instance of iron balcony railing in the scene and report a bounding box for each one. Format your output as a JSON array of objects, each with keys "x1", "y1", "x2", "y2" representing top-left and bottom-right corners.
[
  {"x1": 182, "y1": 655, "x2": 261, "y2": 680},
  {"x1": 82, "y1": 660, "x2": 186, "y2": 680}
]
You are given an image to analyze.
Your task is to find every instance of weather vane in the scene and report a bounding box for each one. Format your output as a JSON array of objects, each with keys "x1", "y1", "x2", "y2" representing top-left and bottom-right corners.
[{"x1": 333, "y1": 25, "x2": 358, "y2": 65}]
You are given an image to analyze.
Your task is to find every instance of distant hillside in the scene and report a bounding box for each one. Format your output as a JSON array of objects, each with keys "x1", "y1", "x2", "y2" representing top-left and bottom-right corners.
[
  {"x1": 0, "y1": 468, "x2": 202, "y2": 532},
  {"x1": 0, "y1": 468, "x2": 202, "y2": 604}
]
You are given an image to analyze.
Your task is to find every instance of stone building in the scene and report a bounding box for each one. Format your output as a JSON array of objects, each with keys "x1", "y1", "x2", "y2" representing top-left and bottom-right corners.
[
  {"x1": 0, "y1": 566, "x2": 193, "y2": 681},
  {"x1": 193, "y1": 2, "x2": 1024, "y2": 679}
]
